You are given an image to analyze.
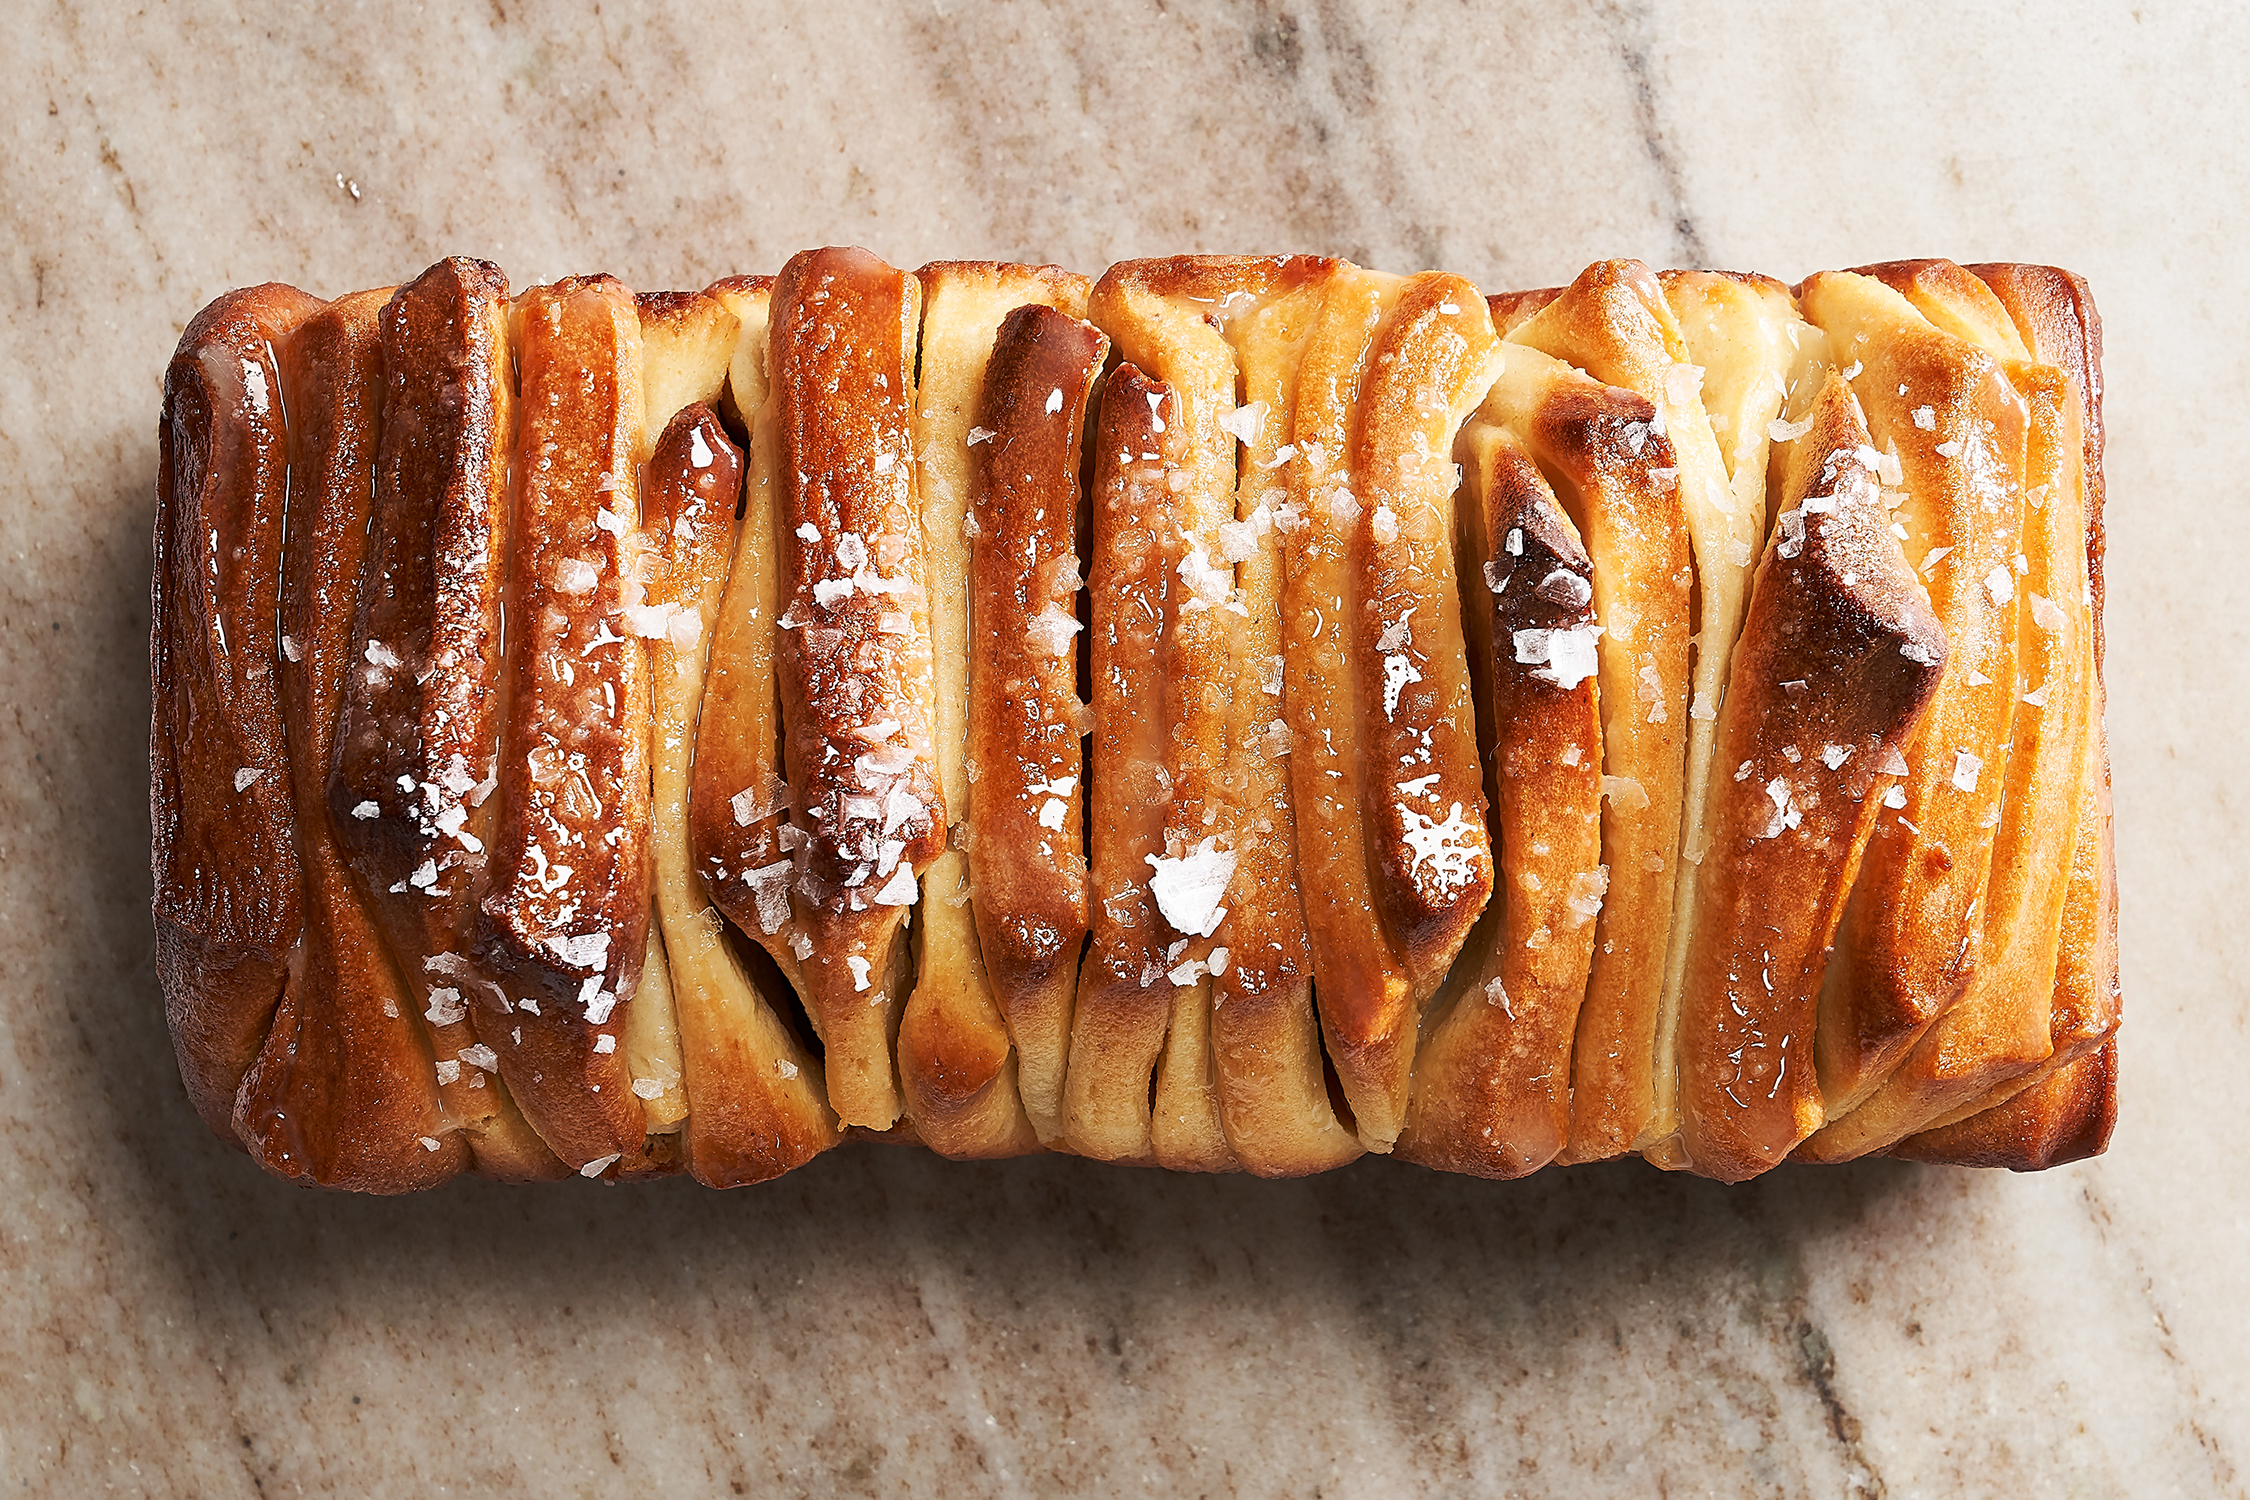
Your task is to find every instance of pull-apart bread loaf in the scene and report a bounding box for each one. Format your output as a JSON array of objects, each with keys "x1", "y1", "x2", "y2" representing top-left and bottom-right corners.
[{"x1": 152, "y1": 249, "x2": 2117, "y2": 1191}]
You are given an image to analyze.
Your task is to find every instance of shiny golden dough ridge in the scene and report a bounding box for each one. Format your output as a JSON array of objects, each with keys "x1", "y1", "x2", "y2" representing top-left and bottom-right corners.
[
  {"x1": 1078, "y1": 255, "x2": 1368, "y2": 1174},
  {"x1": 153, "y1": 282, "x2": 323, "y2": 1146},
  {"x1": 1064, "y1": 364, "x2": 1195, "y2": 1165},
  {"x1": 237, "y1": 287, "x2": 466, "y2": 1193},
  {"x1": 768, "y1": 248, "x2": 947, "y2": 1132},
  {"x1": 473, "y1": 275, "x2": 655, "y2": 1171},
  {"x1": 1891, "y1": 263, "x2": 2118, "y2": 1164},
  {"x1": 327, "y1": 258, "x2": 563, "y2": 1182},
  {"x1": 946, "y1": 297, "x2": 1103, "y2": 1154},
  {"x1": 1395, "y1": 430, "x2": 1603, "y2": 1179},
  {"x1": 1669, "y1": 372, "x2": 1945, "y2": 1181},
  {"x1": 895, "y1": 261, "x2": 1092, "y2": 1159}
]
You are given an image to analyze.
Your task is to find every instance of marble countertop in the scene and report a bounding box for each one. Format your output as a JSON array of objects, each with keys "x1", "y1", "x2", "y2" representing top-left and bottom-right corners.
[{"x1": 4, "y1": 2, "x2": 2243, "y2": 1494}]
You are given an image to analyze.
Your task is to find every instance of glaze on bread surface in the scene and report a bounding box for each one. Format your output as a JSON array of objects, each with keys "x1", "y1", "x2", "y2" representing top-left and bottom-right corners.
[
  {"x1": 153, "y1": 250, "x2": 2117, "y2": 1188},
  {"x1": 155, "y1": 282, "x2": 323, "y2": 1146},
  {"x1": 899, "y1": 263, "x2": 1095, "y2": 1158}
]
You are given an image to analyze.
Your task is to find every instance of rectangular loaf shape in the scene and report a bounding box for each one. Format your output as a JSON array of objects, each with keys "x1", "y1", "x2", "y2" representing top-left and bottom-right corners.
[{"x1": 151, "y1": 250, "x2": 2117, "y2": 1191}]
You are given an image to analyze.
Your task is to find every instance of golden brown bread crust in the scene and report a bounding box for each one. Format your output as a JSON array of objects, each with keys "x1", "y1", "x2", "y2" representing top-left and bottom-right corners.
[
  {"x1": 1975, "y1": 267, "x2": 2115, "y2": 1039},
  {"x1": 606, "y1": 286, "x2": 741, "y2": 1170},
  {"x1": 1644, "y1": 269, "x2": 1826, "y2": 1172},
  {"x1": 769, "y1": 247, "x2": 946, "y2": 1131},
  {"x1": 687, "y1": 281, "x2": 795, "y2": 960},
  {"x1": 329, "y1": 259, "x2": 514, "y2": 930},
  {"x1": 1537, "y1": 378, "x2": 1694, "y2": 1164},
  {"x1": 1799, "y1": 269, "x2": 2097, "y2": 1162},
  {"x1": 1082, "y1": 255, "x2": 1364, "y2": 1175},
  {"x1": 153, "y1": 282, "x2": 324, "y2": 1144},
  {"x1": 1509, "y1": 264, "x2": 1751, "y2": 789},
  {"x1": 1508, "y1": 261, "x2": 1760, "y2": 1164},
  {"x1": 1467, "y1": 344, "x2": 1693, "y2": 1164},
  {"x1": 470, "y1": 276, "x2": 654, "y2": 1171},
  {"x1": 1970, "y1": 264, "x2": 2107, "y2": 651},
  {"x1": 1859, "y1": 261, "x2": 2032, "y2": 361},
  {"x1": 644, "y1": 402, "x2": 838, "y2": 1186},
  {"x1": 1064, "y1": 365, "x2": 1189, "y2": 1164},
  {"x1": 894, "y1": 260, "x2": 1090, "y2": 1159},
  {"x1": 1085, "y1": 260, "x2": 1275, "y2": 1172},
  {"x1": 157, "y1": 251, "x2": 2115, "y2": 1190},
  {"x1": 685, "y1": 274, "x2": 869, "y2": 1166},
  {"x1": 236, "y1": 287, "x2": 467, "y2": 1192},
  {"x1": 1889, "y1": 742, "x2": 2115, "y2": 1143},
  {"x1": 1395, "y1": 436, "x2": 1603, "y2": 1178},
  {"x1": 1890, "y1": 1036, "x2": 2116, "y2": 1171},
  {"x1": 953, "y1": 303, "x2": 1104, "y2": 1144},
  {"x1": 327, "y1": 257, "x2": 563, "y2": 1181},
  {"x1": 1822, "y1": 369, "x2": 2087, "y2": 1154},
  {"x1": 1796, "y1": 270, "x2": 2030, "y2": 1126},
  {"x1": 1298, "y1": 273, "x2": 1506, "y2": 1151},
  {"x1": 1670, "y1": 374, "x2": 1945, "y2": 1181},
  {"x1": 1355, "y1": 276, "x2": 1502, "y2": 980},
  {"x1": 1207, "y1": 263, "x2": 1365, "y2": 1177},
  {"x1": 1888, "y1": 266, "x2": 2118, "y2": 1166},
  {"x1": 1281, "y1": 266, "x2": 1459, "y2": 1150}
]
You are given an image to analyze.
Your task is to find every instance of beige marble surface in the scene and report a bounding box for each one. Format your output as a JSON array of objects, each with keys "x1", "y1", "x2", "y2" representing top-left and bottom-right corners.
[{"x1": 2, "y1": 1, "x2": 2243, "y2": 1494}]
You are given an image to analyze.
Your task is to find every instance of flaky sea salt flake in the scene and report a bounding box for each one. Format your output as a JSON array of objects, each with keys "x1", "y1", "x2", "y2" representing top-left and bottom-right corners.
[
  {"x1": 1601, "y1": 775, "x2": 1650, "y2": 811},
  {"x1": 546, "y1": 931, "x2": 611, "y2": 970},
  {"x1": 872, "y1": 865, "x2": 918, "y2": 907},
  {"x1": 1564, "y1": 867, "x2": 1609, "y2": 927},
  {"x1": 1145, "y1": 837, "x2": 1237, "y2": 937},
  {"x1": 1400, "y1": 803, "x2": 1482, "y2": 896},
  {"x1": 1218, "y1": 402, "x2": 1267, "y2": 446},
  {"x1": 1512, "y1": 624, "x2": 1602, "y2": 690},
  {"x1": 1025, "y1": 601, "x2": 1085, "y2": 656},
  {"x1": 744, "y1": 860, "x2": 796, "y2": 935}
]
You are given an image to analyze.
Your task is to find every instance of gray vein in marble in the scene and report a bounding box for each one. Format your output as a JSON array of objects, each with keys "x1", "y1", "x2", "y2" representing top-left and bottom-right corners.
[{"x1": 1600, "y1": 0, "x2": 1710, "y2": 269}]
